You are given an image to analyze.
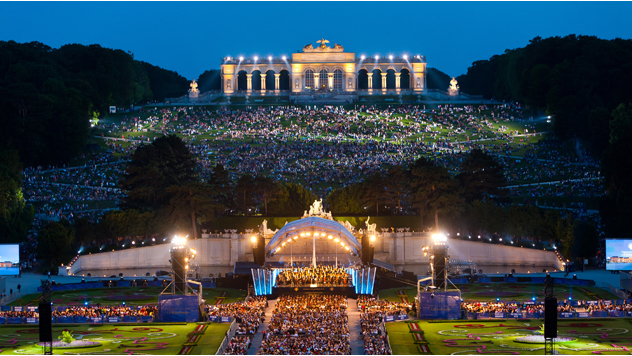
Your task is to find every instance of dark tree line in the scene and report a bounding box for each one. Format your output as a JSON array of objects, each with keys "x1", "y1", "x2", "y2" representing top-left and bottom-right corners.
[
  {"x1": 0, "y1": 41, "x2": 189, "y2": 167},
  {"x1": 454, "y1": 35, "x2": 632, "y2": 237},
  {"x1": 0, "y1": 148, "x2": 34, "y2": 245},
  {"x1": 326, "y1": 149, "x2": 506, "y2": 228}
]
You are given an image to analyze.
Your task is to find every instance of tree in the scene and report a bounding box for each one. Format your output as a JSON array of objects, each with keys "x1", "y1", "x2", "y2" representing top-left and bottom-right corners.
[
  {"x1": 426, "y1": 67, "x2": 452, "y2": 91},
  {"x1": 234, "y1": 174, "x2": 256, "y2": 215},
  {"x1": 0, "y1": 149, "x2": 33, "y2": 244},
  {"x1": 165, "y1": 183, "x2": 217, "y2": 239},
  {"x1": 457, "y1": 149, "x2": 507, "y2": 203},
  {"x1": 326, "y1": 185, "x2": 364, "y2": 215},
  {"x1": 37, "y1": 220, "x2": 75, "y2": 267},
  {"x1": 268, "y1": 183, "x2": 316, "y2": 216},
  {"x1": 409, "y1": 158, "x2": 463, "y2": 230},
  {"x1": 384, "y1": 166, "x2": 410, "y2": 214},
  {"x1": 197, "y1": 69, "x2": 222, "y2": 92},
  {"x1": 253, "y1": 176, "x2": 283, "y2": 216},
  {"x1": 601, "y1": 103, "x2": 632, "y2": 236},
  {"x1": 208, "y1": 164, "x2": 234, "y2": 214},
  {"x1": 121, "y1": 135, "x2": 198, "y2": 210},
  {"x1": 361, "y1": 173, "x2": 388, "y2": 216}
]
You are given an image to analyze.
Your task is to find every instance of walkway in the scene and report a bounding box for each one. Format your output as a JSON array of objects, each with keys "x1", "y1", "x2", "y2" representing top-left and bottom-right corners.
[
  {"x1": 247, "y1": 298, "x2": 276, "y2": 355},
  {"x1": 347, "y1": 298, "x2": 364, "y2": 355}
]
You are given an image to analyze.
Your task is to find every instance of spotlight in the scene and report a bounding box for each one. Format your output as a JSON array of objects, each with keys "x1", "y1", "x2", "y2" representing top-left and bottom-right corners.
[
  {"x1": 360, "y1": 55, "x2": 366, "y2": 60},
  {"x1": 370, "y1": 235, "x2": 376, "y2": 242},
  {"x1": 328, "y1": 235, "x2": 333, "y2": 240},
  {"x1": 268, "y1": 56, "x2": 272, "y2": 61},
  {"x1": 389, "y1": 55, "x2": 393, "y2": 60},
  {"x1": 375, "y1": 55, "x2": 380, "y2": 60},
  {"x1": 239, "y1": 56, "x2": 244, "y2": 61},
  {"x1": 403, "y1": 54, "x2": 408, "y2": 60},
  {"x1": 251, "y1": 235, "x2": 257, "y2": 244},
  {"x1": 282, "y1": 56, "x2": 286, "y2": 60},
  {"x1": 334, "y1": 238, "x2": 339, "y2": 243},
  {"x1": 254, "y1": 56, "x2": 259, "y2": 61}
]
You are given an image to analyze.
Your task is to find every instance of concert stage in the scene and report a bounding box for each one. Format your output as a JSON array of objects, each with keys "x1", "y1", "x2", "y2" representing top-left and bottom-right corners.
[
  {"x1": 272, "y1": 285, "x2": 356, "y2": 297},
  {"x1": 251, "y1": 266, "x2": 376, "y2": 296}
]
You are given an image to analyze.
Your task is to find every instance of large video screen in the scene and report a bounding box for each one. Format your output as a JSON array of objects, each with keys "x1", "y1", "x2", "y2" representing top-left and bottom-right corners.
[
  {"x1": 0, "y1": 244, "x2": 19, "y2": 275},
  {"x1": 606, "y1": 239, "x2": 632, "y2": 270}
]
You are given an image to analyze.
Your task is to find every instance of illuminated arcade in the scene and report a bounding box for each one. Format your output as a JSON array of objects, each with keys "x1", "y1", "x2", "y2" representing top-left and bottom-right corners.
[{"x1": 220, "y1": 38, "x2": 427, "y2": 96}]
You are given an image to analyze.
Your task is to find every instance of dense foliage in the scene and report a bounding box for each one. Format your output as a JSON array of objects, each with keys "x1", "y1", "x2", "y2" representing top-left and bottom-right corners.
[
  {"x1": 0, "y1": 149, "x2": 34, "y2": 244},
  {"x1": 456, "y1": 35, "x2": 632, "y2": 236},
  {"x1": 0, "y1": 41, "x2": 188, "y2": 166},
  {"x1": 457, "y1": 35, "x2": 632, "y2": 155}
]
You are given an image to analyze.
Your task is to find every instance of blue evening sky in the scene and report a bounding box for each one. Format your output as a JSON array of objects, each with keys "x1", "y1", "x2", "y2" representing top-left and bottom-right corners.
[{"x1": 1, "y1": 1, "x2": 631, "y2": 80}]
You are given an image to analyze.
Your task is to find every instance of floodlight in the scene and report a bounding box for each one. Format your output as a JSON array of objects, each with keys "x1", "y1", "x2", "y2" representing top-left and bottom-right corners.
[
  {"x1": 172, "y1": 236, "x2": 187, "y2": 246},
  {"x1": 293, "y1": 235, "x2": 298, "y2": 240},
  {"x1": 431, "y1": 233, "x2": 447, "y2": 244},
  {"x1": 345, "y1": 246, "x2": 350, "y2": 251},
  {"x1": 328, "y1": 235, "x2": 333, "y2": 240},
  {"x1": 190, "y1": 249, "x2": 196, "y2": 255},
  {"x1": 334, "y1": 238, "x2": 339, "y2": 243},
  {"x1": 276, "y1": 247, "x2": 281, "y2": 252},
  {"x1": 370, "y1": 235, "x2": 376, "y2": 242},
  {"x1": 251, "y1": 235, "x2": 257, "y2": 243}
]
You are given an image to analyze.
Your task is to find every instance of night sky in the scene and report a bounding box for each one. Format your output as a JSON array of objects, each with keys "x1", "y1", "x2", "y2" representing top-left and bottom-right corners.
[{"x1": 1, "y1": 1, "x2": 631, "y2": 80}]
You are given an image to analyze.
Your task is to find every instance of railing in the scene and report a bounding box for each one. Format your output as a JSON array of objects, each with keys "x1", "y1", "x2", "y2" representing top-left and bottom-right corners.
[{"x1": 215, "y1": 319, "x2": 238, "y2": 355}]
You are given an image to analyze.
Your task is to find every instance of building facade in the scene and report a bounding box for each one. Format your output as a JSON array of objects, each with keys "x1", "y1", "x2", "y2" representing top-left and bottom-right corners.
[{"x1": 220, "y1": 39, "x2": 427, "y2": 95}]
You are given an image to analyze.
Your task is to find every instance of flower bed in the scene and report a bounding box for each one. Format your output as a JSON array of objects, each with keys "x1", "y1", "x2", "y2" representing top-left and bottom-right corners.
[
  {"x1": 514, "y1": 335, "x2": 576, "y2": 344},
  {"x1": 36, "y1": 340, "x2": 101, "y2": 349}
]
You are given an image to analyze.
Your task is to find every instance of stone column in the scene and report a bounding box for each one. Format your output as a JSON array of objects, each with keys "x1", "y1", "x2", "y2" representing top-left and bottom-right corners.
[
  {"x1": 395, "y1": 73, "x2": 401, "y2": 89},
  {"x1": 367, "y1": 73, "x2": 373, "y2": 92},
  {"x1": 260, "y1": 74, "x2": 266, "y2": 91},
  {"x1": 246, "y1": 74, "x2": 253, "y2": 91},
  {"x1": 328, "y1": 73, "x2": 334, "y2": 91},
  {"x1": 314, "y1": 73, "x2": 320, "y2": 90},
  {"x1": 274, "y1": 74, "x2": 280, "y2": 92},
  {"x1": 381, "y1": 72, "x2": 387, "y2": 92}
]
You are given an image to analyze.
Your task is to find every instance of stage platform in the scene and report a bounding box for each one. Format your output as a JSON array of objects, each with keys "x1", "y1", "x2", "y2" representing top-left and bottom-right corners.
[{"x1": 272, "y1": 285, "x2": 356, "y2": 297}]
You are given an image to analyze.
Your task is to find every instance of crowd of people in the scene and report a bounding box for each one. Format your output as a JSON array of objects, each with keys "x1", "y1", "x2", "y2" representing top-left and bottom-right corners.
[
  {"x1": 258, "y1": 294, "x2": 351, "y2": 355},
  {"x1": 16, "y1": 103, "x2": 604, "y2": 265},
  {"x1": 276, "y1": 266, "x2": 351, "y2": 287},
  {"x1": 208, "y1": 296, "x2": 267, "y2": 355},
  {"x1": 51, "y1": 305, "x2": 157, "y2": 318},
  {"x1": 357, "y1": 295, "x2": 400, "y2": 355},
  {"x1": 461, "y1": 301, "x2": 581, "y2": 314},
  {"x1": 20, "y1": 104, "x2": 602, "y2": 222},
  {"x1": 0, "y1": 305, "x2": 157, "y2": 319}
]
